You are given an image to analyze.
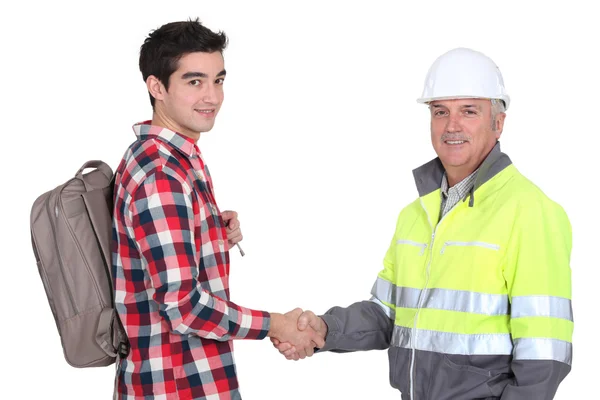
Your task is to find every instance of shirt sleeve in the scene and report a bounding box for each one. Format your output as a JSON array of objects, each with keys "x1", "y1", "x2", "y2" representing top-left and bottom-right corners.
[{"x1": 127, "y1": 168, "x2": 270, "y2": 341}]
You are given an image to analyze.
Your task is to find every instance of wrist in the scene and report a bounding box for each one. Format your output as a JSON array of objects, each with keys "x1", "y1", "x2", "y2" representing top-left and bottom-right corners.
[{"x1": 267, "y1": 313, "x2": 283, "y2": 337}]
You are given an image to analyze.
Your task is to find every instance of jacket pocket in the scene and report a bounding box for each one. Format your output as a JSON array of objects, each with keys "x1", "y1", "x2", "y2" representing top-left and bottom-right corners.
[
  {"x1": 427, "y1": 354, "x2": 500, "y2": 399},
  {"x1": 396, "y1": 239, "x2": 428, "y2": 255},
  {"x1": 442, "y1": 355, "x2": 494, "y2": 377},
  {"x1": 440, "y1": 241, "x2": 500, "y2": 254},
  {"x1": 388, "y1": 346, "x2": 410, "y2": 394}
]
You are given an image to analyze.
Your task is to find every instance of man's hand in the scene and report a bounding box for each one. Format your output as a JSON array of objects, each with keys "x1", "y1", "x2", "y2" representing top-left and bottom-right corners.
[
  {"x1": 221, "y1": 210, "x2": 243, "y2": 245},
  {"x1": 270, "y1": 309, "x2": 328, "y2": 360},
  {"x1": 268, "y1": 308, "x2": 325, "y2": 361}
]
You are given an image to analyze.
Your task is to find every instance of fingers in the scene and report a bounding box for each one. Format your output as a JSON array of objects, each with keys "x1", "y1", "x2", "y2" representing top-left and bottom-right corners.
[
  {"x1": 221, "y1": 210, "x2": 238, "y2": 224},
  {"x1": 283, "y1": 346, "x2": 297, "y2": 358},
  {"x1": 277, "y1": 343, "x2": 293, "y2": 353},
  {"x1": 226, "y1": 229, "x2": 243, "y2": 245},
  {"x1": 295, "y1": 349, "x2": 308, "y2": 360},
  {"x1": 221, "y1": 210, "x2": 243, "y2": 244}
]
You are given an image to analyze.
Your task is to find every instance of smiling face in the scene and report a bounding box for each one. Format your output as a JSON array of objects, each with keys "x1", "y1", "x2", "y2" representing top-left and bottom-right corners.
[
  {"x1": 429, "y1": 98, "x2": 505, "y2": 184},
  {"x1": 147, "y1": 51, "x2": 226, "y2": 141}
]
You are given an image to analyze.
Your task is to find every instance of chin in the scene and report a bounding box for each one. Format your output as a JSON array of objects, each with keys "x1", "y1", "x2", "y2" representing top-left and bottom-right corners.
[
  {"x1": 189, "y1": 124, "x2": 214, "y2": 134},
  {"x1": 441, "y1": 156, "x2": 469, "y2": 168}
]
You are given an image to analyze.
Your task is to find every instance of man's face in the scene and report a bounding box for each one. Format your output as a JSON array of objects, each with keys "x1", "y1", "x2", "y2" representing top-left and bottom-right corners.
[
  {"x1": 429, "y1": 98, "x2": 504, "y2": 173},
  {"x1": 157, "y1": 51, "x2": 225, "y2": 138}
]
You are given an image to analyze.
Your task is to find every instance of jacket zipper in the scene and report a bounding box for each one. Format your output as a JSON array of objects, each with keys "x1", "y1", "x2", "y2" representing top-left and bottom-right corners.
[
  {"x1": 409, "y1": 200, "x2": 453, "y2": 400},
  {"x1": 396, "y1": 239, "x2": 428, "y2": 255},
  {"x1": 46, "y1": 191, "x2": 79, "y2": 315},
  {"x1": 440, "y1": 241, "x2": 500, "y2": 254}
]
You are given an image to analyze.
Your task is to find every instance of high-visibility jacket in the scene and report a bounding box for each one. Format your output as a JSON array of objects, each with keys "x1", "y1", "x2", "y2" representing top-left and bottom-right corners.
[{"x1": 320, "y1": 143, "x2": 572, "y2": 400}]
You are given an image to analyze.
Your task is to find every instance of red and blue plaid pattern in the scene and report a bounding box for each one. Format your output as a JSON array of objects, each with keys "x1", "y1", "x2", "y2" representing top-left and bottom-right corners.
[{"x1": 112, "y1": 122, "x2": 270, "y2": 399}]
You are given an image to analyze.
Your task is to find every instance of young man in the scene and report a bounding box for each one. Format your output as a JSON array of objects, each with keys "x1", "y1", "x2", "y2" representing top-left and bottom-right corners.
[
  {"x1": 111, "y1": 19, "x2": 323, "y2": 399},
  {"x1": 274, "y1": 48, "x2": 573, "y2": 400}
]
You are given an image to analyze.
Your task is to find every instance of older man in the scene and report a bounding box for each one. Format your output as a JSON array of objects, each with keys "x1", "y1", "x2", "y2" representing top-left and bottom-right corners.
[{"x1": 274, "y1": 48, "x2": 573, "y2": 400}]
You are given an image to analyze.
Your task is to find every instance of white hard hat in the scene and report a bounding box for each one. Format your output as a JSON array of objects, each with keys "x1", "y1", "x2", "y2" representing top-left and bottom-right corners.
[{"x1": 417, "y1": 47, "x2": 510, "y2": 110}]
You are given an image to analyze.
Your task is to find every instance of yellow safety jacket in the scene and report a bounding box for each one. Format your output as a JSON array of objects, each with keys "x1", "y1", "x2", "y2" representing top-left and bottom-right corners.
[{"x1": 320, "y1": 143, "x2": 572, "y2": 400}]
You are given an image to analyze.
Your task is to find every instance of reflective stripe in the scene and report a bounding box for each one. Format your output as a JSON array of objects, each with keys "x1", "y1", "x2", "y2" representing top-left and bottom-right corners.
[
  {"x1": 371, "y1": 277, "x2": 508, "y2": 316},
  {"x1": 440, "y1": 241, "x2": 500, "y2": 254},
  {"x1": 369, "y1": 297, "x2": 395, "y2": 319},
  {"x1": 371, "y1": 277, "x2": 396, "y2": 306},
  {"x1": 511, "y1": 296, "x2": 573, "y2": 321},
  {"x1": 419, "y1": 288, "x2": 508, "y2": 315},
  {"x1": 513, "y1": 337, "x2": 572, "y2": 365},
  {"x1": 392, "y1": 326, "x2": 513, "y2": 355},
  {"x1": 396, "y1": 239, "x2": 428, "y2": 255}
]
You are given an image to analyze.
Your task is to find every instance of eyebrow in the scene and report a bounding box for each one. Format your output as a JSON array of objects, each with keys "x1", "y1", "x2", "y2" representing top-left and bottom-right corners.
[
  {"x1": 430, "y1": 104, "x2": 481, "y2": 110},
  {"x1": 181, "y1": 70, "x2": 227, "y2": 80}
]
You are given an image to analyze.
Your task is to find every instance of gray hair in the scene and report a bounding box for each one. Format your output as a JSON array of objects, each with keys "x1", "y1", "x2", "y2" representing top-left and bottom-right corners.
[{"x1": 491, "y1": 99, "x2": 506, "y2": 131}]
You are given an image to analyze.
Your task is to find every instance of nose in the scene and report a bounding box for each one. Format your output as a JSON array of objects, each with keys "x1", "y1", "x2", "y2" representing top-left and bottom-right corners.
[
  {"x1": 202, "y1": 83, "x2": 220, "y2": 105},
  {"x1": 445, "y1": 113, "x2": 461, "y2": 133}
]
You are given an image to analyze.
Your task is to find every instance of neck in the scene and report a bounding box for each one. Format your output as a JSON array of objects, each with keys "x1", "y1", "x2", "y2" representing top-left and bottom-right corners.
[
  {"x1": 446, "y1": 168, "x2": 476, "y2": 187},
  {"x1": 151, "y1": 110, "x2": 200, "y2": 143}
]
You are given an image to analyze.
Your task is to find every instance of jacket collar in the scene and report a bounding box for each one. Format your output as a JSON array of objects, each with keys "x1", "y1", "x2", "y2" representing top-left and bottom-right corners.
[{"x1": 412, "y1": 141, "x2": 512, "y2": 204}]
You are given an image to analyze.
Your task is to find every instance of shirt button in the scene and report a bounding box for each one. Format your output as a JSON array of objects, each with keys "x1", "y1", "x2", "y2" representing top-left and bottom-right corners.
[{"x1": 218, "y1": 239, "x2": 225, "y2": 245}]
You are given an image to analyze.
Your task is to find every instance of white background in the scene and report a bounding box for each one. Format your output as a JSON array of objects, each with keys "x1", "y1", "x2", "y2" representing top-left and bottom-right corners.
[{"x1": 1, "y1": 0, "x2": 598, "y2": 399}]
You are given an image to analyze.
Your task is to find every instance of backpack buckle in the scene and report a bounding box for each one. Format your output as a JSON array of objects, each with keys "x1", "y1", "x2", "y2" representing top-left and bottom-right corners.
[{"x1": 118, "y1": 342, "x2": 130, "y2": 358}]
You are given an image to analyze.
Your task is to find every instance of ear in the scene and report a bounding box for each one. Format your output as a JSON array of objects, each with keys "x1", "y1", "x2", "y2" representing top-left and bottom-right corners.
[
  {"x1": 146, "y1": 75, "x2": 166, "y2": 103},
  {"x1": 494, "y1": 112, "x2": 506, "y2": 139}
]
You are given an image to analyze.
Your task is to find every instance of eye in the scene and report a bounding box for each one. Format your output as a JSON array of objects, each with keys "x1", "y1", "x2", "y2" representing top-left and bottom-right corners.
[
  {"x1": 215, "y1": 78, "x2": 225, "y2": 85},
  {"x1": 189, "y1": 79, "x2": 201, "y2": 86},
  {"x1": 464, "y1": 110, "x2": 477, "y2": 115},
  {"x1": 434, "y1": 110, "x2": 447, "y2": 117}
]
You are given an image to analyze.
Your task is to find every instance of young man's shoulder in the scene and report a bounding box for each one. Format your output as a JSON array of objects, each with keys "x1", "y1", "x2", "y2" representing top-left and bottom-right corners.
[{"x1": 118, "y1": 137, "x2": 191, "y2": 194}]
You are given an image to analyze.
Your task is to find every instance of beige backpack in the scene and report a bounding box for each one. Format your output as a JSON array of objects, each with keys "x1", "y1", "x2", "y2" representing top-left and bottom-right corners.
[{"x1": 30, "y1": 160, "x2": 129, "y2": 367}]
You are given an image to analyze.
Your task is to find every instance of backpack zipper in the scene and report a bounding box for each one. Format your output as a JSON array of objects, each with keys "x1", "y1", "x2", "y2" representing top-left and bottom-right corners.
[
  {"x1": 58, "y1": 181, "x2": 105, "y2": 310},
  {"x1": 46, "y1": 191, "x2": 78, "y2": 315}
]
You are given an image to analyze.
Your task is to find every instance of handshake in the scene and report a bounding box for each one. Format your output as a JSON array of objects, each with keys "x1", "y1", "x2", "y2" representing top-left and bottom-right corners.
[{"x1": 268, "y1": 308, "x2": 328, "y2": 360}]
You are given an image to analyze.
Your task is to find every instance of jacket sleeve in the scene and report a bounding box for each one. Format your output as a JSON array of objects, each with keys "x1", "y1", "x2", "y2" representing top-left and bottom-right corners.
[
  {"x1": 319, "y1": 300, "x2": 393, "y2": 352},
  {"x1": 319, "y1": 234, "x2": 397, "y2": 352},
  {"x1": 128, "y1": 170, "x2": 270, "y2": 341},
  {"x1": 501, "y1": 196, "x2": 573, "y2": 399}
]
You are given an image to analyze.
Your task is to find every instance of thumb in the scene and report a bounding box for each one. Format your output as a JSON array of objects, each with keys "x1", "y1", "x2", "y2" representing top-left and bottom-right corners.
[{"x1": 297, "y1": 311, "x2": 316, "y2": 331}]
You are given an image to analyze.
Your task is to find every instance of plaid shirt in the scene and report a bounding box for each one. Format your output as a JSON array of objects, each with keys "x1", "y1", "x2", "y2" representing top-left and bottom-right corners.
[
  {"x1": 439, "y1": 169, "x2": 478, "y2": 219},
  {"x1": 112, "y1": 122, "x2": 270, "y2": 400}
]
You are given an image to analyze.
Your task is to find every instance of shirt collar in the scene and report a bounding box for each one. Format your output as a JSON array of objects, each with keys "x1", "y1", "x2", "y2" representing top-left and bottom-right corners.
[
  {"x1": 440, "y1": 169, "x2": 479, "y2": 199},
  {"x1": 132, "y1": 121, "x2": 199, "y2": 158}
]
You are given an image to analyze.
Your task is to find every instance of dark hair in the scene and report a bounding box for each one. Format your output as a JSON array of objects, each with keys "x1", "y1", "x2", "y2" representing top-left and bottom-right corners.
[{"x1": 139, "y1": 18, "x2": 228, "y2": 107}]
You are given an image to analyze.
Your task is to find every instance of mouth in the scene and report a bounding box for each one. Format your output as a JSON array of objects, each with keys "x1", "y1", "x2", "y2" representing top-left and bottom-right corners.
[
  {"x1": 194, "y1": 108, "x2": 216, "y2": 118},
  {"x1": 444, "y1": 140, "x2": 467, "y2": 145}
]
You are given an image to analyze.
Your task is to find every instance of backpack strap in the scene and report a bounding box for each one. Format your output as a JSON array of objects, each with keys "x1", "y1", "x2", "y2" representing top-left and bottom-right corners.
[{"x1": 97, "y1": 309, "x2": 118, "y2": 357}]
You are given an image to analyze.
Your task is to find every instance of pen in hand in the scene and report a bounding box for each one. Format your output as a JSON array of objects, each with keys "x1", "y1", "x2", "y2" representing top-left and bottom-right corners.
[
  {"x1": 234, "y1": 243, "x2": 245, "y2": 257},
  {"x1": 223, "y1": 214, "x2": 245, "y2": 257}
]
